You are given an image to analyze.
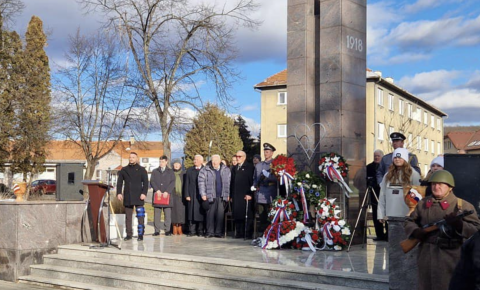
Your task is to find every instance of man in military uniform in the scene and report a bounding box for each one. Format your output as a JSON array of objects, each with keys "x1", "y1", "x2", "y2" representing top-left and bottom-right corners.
[
  {"x1": 376, "y1": 132, "x2": 421, "y2": 184},
  {"x1": 405, "y1": 170, "x2": 480, "y2": 290},
  {"x1": 253, "y1": 143, "x2": 278, "y2": 233}
]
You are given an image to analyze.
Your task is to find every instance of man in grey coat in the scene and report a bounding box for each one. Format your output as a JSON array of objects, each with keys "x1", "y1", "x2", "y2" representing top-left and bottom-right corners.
[
  {"x1": 198, "y1": 154, "x2": 231, "y2": 238},
  {"x1": 151, "y1": 155, "x2": 175, "y2": 236}
]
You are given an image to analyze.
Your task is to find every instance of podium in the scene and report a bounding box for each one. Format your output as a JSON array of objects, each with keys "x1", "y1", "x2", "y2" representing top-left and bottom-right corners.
[{"x1": 82, "y1": 180, "x2": 111, "y2": 243}]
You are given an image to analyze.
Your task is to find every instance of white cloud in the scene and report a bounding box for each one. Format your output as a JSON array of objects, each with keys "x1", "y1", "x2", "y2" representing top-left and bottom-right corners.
[
  {"x1": 404, "y1": 0, "x2": 443, "y2": 14},
  {"x1": 398, "y1": 70, "x2": 461, "y2": 95},
  {"x1": 422, "y1": 88, "x2": 480, "y2": 109},
  {"x1": 242, "y1": 104, "x2": 258, "y2": 111}
]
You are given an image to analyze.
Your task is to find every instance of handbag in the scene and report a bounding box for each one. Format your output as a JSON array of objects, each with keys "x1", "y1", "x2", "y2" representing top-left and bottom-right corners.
[{"x1": 154, "y1": 192, "x2": 170, "y2": 205}]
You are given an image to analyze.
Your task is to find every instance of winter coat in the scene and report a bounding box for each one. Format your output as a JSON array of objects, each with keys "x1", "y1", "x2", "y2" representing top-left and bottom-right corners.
[
  {"x1": 449, "y1": 230, "x2": 480, "y2": 290},
  {"x1": 116, "y1": 163, "x2": 148, "y2": 207},
  {"x1": 366, "y1": 162, "x2": 381, "y2": 205},
  {"x1": 184, "y1": 165, "x2": 205, "y2": 222},
  {"x1": 405, "y1": 193, "x2": 480, "y2": 290},
  {"x1": 377, "y1": 152, "x2": 421, "y2": 184},
  {"x1": 171, "y1": 169, "x2": 185, "y2": 224},
  {"x1": 150, "y1": 167, "x2": 175, "y2": 208},
  {"x1": 377, "y1": 170, "x2": 421, "y2": 220},
  {"x1": 198, "y1": 163, "x2": 231, "y2": 202},
  {"x1": 253, "y1": 159, "x2": 278, "y2": 204},
  {"x1": 230, "y1": 162, "x2": 255, "y2": 221}
]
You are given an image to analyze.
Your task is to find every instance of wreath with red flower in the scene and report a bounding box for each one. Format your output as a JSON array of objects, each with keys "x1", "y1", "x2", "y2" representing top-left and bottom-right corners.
[
  {"x1": 316, "y1": 198, "x2": 351, "y2": 250},
  {"x1": 291, "y1": 229, "x2": 321, "y2": 250},
  {"x1": 318, "y1": 152, "x2": 349, "y2": 180},
  {"x1": 262, "y1": 220, "x2": 305, "y2": 249},
  {"x1": 268, "y1": 197, "x2": 298, "y2": 221},
  {"x1": 271, "y1": 154, "x2": 296, "y2": 180}
]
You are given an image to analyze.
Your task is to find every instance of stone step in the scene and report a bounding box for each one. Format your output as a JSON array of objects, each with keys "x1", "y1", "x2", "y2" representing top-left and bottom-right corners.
[
  {"x1": 40, "y1": 254, "x2": 365, "y2": 290},
  {"x1": 19, "y1": 276, "x2": 123, "y2": 290},
  {"x1": 55, "y1": 245, "x2": 388, "y2": 290}
]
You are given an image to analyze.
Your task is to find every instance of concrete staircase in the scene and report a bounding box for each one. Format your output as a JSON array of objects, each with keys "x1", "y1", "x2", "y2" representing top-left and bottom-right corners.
[{"x1": 19, "y1": 244, "x2": 388, "y2": 290}]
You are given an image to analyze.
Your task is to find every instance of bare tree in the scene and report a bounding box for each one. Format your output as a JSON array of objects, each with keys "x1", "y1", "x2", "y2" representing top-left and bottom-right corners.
[
  {"x1": 78, "y1": 0, "x2": 260, "y2": 158},
  {"x1": 0, "y1": 0, "x2": 25, "y2": 27},
  {"x1": 53, "y1": 29, "x2": 144, "y2": 181}
]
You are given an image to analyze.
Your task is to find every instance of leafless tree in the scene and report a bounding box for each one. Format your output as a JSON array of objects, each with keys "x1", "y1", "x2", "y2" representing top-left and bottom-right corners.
[
  {"x1": 78, "y1": 0, "x2": 261, "y2": 158},
  {"x1": 0, "y1": 0, "x2": 25, "y2": 27},
  {"x1": 52, "y1": 29, "x2": 145, "y2": 181}
]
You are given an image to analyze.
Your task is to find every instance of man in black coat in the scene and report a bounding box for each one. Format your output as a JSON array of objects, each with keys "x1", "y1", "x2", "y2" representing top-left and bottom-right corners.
[
  {"x1": 151, "y1": 155, "x2": 175, "y2": 236},
  {"x1": 230, "y1": 150, "x2": 254, "y2": 239},
  {"x1": 184, "y1": 154, "x2": 205, "y2": 236},
  {"x1": 366, "y1": 149, "x2": 386, "y2": 241},
  {"x1": 116, "y1": 152, "x2": 149, "y2": 241},
  {"x1": 449, "y1": 230, "x2": 480, "y2": 290}
]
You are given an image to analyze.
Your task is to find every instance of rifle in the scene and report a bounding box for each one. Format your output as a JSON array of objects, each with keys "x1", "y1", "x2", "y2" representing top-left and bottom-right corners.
[{"x1": 400, "y1": 210, "x2": 474, "y2": 254}]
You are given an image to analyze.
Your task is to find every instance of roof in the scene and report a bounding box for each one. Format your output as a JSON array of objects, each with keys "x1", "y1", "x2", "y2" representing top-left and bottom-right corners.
[
  {"x1": 254, "y1": 68, "x2": 447, "y2": 117},
  {"x1": 445, "y1": 131, "x2": 476, "y2": 151},
  {"x1": 45, "y1": 140, "x2": 163, "y2": 162},
  {"x1": 254, "y1": 69, "x2": 287, "y2": 89}
]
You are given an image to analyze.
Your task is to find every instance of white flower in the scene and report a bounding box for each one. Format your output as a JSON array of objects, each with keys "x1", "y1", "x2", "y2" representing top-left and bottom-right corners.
[
  {"x1": 341, "y1": 228, "x2": 351, "y2": 236},
  {"x1": 304, "y1": 184, "x2": 310, "y2": 189},
  {"x1": 338, "y1": 220, "x2": 346, "y2": 227},
  {"x1": 297, "y1": 182, "x2": 302, "y2": 186},
  {"x1": 333, "y1": 225, "x2": 341, "y2": 232},
  {"x1": 334, "y1": 245, "x2": 342, "y2": 251},
  {"x1": 334, "y1": 210, "x2": 342, "y2": 218},
  {"x1": 332, "y1": 156, "x2": 340, "y2": 163},
  {"x1": 306, "y1": 174, "x2": 310, "y2": 178},
  {"x1": 312, "y1": 184, "x2": 317, "y2": 189}
]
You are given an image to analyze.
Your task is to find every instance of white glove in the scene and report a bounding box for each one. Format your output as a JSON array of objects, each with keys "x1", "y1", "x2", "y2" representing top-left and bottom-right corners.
[
  {"x1": 262, "y1": 170, "x2": 270, "y2": 178},
  {"x1": 250, "y1": 186, "x2": 257, "y2": 191}
]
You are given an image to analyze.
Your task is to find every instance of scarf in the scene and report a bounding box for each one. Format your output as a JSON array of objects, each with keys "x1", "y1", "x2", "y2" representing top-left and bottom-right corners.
[{"x1": 173, "y1": 169, "x2": 183, "y2": 197}]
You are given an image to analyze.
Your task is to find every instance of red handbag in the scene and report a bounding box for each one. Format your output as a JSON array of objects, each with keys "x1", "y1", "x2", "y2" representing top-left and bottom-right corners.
[{"x1": 153, "y1": 192, "x2": 170, "y2": 205}]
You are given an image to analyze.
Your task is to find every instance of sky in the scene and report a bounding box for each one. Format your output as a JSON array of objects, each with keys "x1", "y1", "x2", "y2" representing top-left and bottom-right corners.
[{"x1": 9, "y1": 0, "x2": 480, "y2": 145}]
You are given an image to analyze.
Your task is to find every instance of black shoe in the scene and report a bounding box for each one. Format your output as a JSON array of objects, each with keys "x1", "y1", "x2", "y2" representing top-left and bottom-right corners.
[
  {"x1": 152, "y1": 232, "x2": 160, "y2": 236},
  {"x1": 197, "y1": 233, "x2": 204, "y2": 237},
  {"x1": 215, "y1": 234, "x2": 224, "y2": 238},
  {"x1": 124, "y1": 236, "x2": 132, "y2": 241},
  {"x1": 137, "y1": 235, "x2": 143, "y2": 241},
  {"x1": 373, "y1": 237, "x2": 386, "y2": 241},
  {"x1": 187, "y1": 233, "x2": 195, "y2": 237},
  {"x1": 165, "y1": 231, "x2": 172, "y2": 236},
  {"x1": 205, "y1": 234, "x2": 214, "y2": 238}
]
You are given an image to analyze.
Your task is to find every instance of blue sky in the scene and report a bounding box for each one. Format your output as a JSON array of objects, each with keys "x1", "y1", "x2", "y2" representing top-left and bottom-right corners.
[{"x1": 11, "y1": 0, "x2": 480, "y2": 141}]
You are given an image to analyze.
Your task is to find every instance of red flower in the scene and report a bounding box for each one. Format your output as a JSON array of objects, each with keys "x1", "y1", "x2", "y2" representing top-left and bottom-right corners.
[
  {"x1": 292, "y1": 212, "x2": 298, "y2": 217},
  {"x1": 289, "y1": 204, "x2": 295, "y2": 209}
]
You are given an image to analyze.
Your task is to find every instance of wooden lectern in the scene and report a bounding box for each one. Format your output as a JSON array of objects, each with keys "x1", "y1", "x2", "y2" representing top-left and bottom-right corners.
[{"x1": 82, "y1": 180, "x2": 111, "y2": 243}]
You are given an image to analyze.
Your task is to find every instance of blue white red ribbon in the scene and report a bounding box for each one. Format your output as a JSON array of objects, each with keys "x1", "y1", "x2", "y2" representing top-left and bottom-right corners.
[
  {"x1": 278, "y1": 169, "x2": 294, "y2": 197},
  {"x1": 299, "y1": 186, "x2": 309, "y2": 223},
  {"x1": 303, "y1": 228, "x2": 316, "y2": 252},
  {"x1": 262, "y1": 202, "x2": 291, "y2": 249},
  {"x1": 326, "y1": 165, "x2": 352, "y2": 197},
  {"x1": 318, "y1": 223, "x2": 334, "y2": 250}
]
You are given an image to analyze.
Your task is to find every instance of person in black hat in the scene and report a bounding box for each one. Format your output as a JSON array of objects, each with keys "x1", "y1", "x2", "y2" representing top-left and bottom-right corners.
[
  {"x1": 253, "y1": 143, "x2": 278, "y2": 234},
  {"x1": 376, "y1": 132, "x2": 421, "y2": 184}
]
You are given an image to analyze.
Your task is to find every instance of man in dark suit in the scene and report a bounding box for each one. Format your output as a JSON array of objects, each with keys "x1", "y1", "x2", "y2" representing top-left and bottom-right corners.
[
  {"x1": 230, "y1": 150, "x2": 255, "y2": 238},
  {"x1": 184, "y1": 154, "x2": 205, "y2": 236},
  {"x1": 116, "y1": 152, "x2": 149, "y2": 241},
  {"x1": 366, "y1": 149, "x2": 386, "y2": 241},
  {"x1": 151, "y1": 155, "x2": 175, "y2": 236}
]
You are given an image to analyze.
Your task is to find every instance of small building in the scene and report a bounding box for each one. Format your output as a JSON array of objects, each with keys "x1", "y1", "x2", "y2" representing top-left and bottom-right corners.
[{"x1": 444, "y1": 130, "x2": 480, "y2": 154}]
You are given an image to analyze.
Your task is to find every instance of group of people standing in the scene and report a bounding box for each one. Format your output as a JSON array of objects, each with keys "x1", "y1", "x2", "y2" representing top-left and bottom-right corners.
[
  {"x1": 366, "y1": 132, "x2": 480, "y2": 290},
  {"x1": 116, "y1": 142, "x2": 280, "y2": 241}
]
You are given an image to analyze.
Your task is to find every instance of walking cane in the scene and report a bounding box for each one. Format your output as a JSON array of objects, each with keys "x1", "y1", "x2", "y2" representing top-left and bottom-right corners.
[{"x1": 244, "y1": 198, "x2": 249, "y2": 240}]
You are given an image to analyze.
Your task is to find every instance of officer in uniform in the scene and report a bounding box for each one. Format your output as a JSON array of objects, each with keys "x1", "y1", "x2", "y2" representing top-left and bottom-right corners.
[
  {"x1": 253, "y1": 143, "x2": 278, "y2": 233},
  {"x1": 405, "y1": 170, "x2": 480, "y2": 290},
  {"x1": 376, "y1": 132, "x2": 421, "y2": 184}
]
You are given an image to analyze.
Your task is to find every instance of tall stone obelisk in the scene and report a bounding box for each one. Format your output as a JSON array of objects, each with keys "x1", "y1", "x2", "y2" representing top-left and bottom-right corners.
[
  {"x1": 287, "y1": 0, "x2": 366, "y2": 172},
  {"x1": 287, "y1": 0, "x2": 367, "y2": 217}
]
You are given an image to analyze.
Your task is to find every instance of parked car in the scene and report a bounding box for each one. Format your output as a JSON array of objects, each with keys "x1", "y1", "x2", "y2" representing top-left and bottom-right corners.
[{"x1": 31, "y1": 179, "x2": 56, "y2": 195}]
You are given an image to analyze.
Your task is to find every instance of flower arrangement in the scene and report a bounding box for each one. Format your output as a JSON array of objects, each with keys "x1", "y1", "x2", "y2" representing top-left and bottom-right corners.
[
  {"x1": 268, "y1": 197, "x2": 296, "y2": 221},
  {"x1": 316, "y1": 198, "x2": 351, "y2": 250},
  {"x1": 271, "y1": 154, "x2": 296, "y2": 185},
  {"x1": 318, "y1": 152, "x2": 349, "y2": 180},
  {"x1": 291, "y1": 229, "x2": 321, "y2": 250},
  {"x1": 262, "y1": 220, "x2": 305, "y2": 250},
  {"x1": 293, "y1": 171, "x2": 326, "y2": 207}
]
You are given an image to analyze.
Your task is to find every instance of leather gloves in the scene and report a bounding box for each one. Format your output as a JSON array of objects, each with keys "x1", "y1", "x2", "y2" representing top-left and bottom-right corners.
[
  {"x1": 412, "y1": 228, "x2": 428, "y2": 242},
  {"x1": 444, "y1": 212, "x2": 464, "y2": 232}
]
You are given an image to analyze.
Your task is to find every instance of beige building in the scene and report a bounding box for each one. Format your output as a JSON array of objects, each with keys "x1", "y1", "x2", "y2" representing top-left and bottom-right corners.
[{"x1": 255, "y1": 69, "x2": 447, "y2": 177}]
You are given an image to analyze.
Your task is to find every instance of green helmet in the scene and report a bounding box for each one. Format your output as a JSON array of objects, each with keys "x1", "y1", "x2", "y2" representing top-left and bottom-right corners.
[{"x1": 429, "y1": 170, "x2": 455, "y2": 187}]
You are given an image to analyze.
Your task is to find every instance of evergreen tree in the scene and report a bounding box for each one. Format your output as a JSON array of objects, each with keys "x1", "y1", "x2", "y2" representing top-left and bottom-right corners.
[
  {"x1": 184, "y1": 104, "x2": 243, "y2": 168},
  {"x1": 234, "y1": 115, "x2": 257, "y2": 161},
  {"x1": 10, "y1": 16, "x2": 51, "y2": 180}
]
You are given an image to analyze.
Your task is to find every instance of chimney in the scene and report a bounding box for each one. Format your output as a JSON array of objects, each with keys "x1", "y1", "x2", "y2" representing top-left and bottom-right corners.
[
  {"x1": 385, "y1": 77, "x2": 394, "y2": 83},
  {"x1": 130, "y1": 136, "x2": 135, "y2": 145},
  {"x1": 374, "y1": 71, "x2": 382, "y2": 77}
]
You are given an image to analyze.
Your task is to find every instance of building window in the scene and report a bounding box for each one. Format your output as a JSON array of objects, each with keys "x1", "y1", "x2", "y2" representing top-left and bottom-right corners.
[
  {"x1": 416, "y1": 107, "x2": 421, "y2": 122},
  {"x1": 438, "y1": 142, "x2": 441, "y2": 154},
  {"x1": 424, "y1": 164, "x2": 428, "y2": 176},
  {"x1": 417, "y1": 136, "x2": 422, "y2": 150},
  {"x1": 407, "y1": 103, "x2": 413, "y2": 118},
  {"x1": 408, "y1": 133, "x2": 413, "y2": 148},
  {"x1": 424, "y1": 111, "x2": 428, "y2": 125},
  {"x1": 431, "y1": 115, "x2": 435, "y2": 128},
  {"x1": 277, "y1": 124, "x2": 287, "y2": 138},
  {"x1": 424, "y1": 138, "x2": 429, "y2": 152},
  {"x1": 389, "y1": 126, "x2": 394, "y2": 136},
  {"x1": 431, "y1": 140, "x2": 435, "y2": 154},
  {"x1": 142, "y1": 158, "x2": 149, "y2": 163},
  {"x1": 445, "y1": 140, "x2": 452, "y2": 149},
  {"x1": 388, "y1": 94, "x2": 394, "y2": 111},
  {"x1": 399, "y1": 99, "x2": 404, "y2": 115},
  {"x1": 378, "y1": 123, "x2": 385, "y2": 140},
  {"x1": 437, "y1": 118, "x2": 441, "y2": 131},
  {"x1": 278, "y1": 92, "x2": 287, "y2": 105},
  {"x1": 377, "y1": 88, "x2": 384, "y2": 106},
  {"x1": 96, "y1": 170, "x2": 102, "y2": 179}
]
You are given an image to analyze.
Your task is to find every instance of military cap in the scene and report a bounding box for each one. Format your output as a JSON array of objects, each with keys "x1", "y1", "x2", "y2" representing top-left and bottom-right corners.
[
  {"x1": 263, "y1": 143, "x2": 276, "y2": 151},
  {"x1": 390, "y1": 132, "x2": 406, "y2": 141}
]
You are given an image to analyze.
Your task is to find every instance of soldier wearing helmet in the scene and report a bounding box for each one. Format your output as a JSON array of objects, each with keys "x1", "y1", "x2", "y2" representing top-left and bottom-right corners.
[{"x1": 405, "y1": 170, "x2": 480, "y2": 290}]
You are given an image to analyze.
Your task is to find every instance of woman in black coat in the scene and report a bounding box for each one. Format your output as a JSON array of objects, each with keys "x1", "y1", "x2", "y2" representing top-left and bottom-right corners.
[
  {"x1": 183, "y1": 155, "x2": 206, "y2": 236},
  {"x1": 171, "y1": 159, "x2": 185, "y2": 235}
]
